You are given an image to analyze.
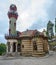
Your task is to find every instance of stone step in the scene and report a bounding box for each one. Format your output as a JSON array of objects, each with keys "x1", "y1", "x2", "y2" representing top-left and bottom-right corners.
[
  {"x1": 5, "y1": 52, "x2": 21, "y2": 57},
  {"x1": 32, "y1": 52, "x2": 45, "y2": 57}
]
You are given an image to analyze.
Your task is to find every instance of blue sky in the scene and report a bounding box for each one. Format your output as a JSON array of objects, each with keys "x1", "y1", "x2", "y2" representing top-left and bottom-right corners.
[{"x1": 0, "y1": 0, "x2": 56, "y2": 43}]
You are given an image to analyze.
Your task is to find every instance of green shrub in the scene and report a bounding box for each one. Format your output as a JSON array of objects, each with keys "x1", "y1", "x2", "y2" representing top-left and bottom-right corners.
[
  {"x1": 0, "y1": 43, "x2": 6, "y2": 55},
  {"x1": 50, "y1": 42, "x2": 56, "y2": 46}
]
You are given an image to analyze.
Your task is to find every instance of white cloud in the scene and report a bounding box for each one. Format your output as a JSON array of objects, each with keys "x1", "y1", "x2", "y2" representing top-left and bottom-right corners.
[
  {"x1": 0, "y1": 34, "x2": 4, "y2": 37},
  {"x1": 5, "y1": 0, "x2": 53, "y2": 32},
  {"x1": 0, "y1": 34, "x2": 6, "y2": 43},
  {"x1": 38, "y1": 27, "x2": 46, "y2": 32},
  {"x1": 0, "y1": 2, "x2": 9, "y2": 21},
  {"x1": 0, "y1": 0, "x2": 54, "y2": 43}
]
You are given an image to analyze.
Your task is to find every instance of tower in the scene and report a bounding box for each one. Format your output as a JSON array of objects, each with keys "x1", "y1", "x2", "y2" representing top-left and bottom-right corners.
[
  {"x1": 8, "y1": 4, "x2": 18, "y2": 35},
  {"x1": 5, "y1": 4, "x2": 19, "y2": 54}
]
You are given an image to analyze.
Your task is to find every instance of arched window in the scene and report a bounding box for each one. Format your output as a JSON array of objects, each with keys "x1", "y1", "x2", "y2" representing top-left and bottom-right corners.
[
  {"x1": 33, "y1": 41, "x2": 37, "y2": 50},
  {"x1": 9, "y1": 28, "x2": 11, "y2": 34},
  {"x1": 14, "y1": 23, "x2": 16, "y2": 26},
  {"x1": 22, "y1": 45, "x2": 24, "y2": 48},
  {"x1": 9, "y1": 20, "x2": 11, "y2": 24}
]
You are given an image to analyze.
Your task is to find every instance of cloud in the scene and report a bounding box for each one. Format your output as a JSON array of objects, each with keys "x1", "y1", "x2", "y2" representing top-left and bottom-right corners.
[
  {"x1": 46, "y1": 0, "x2": 56, "y2": 20},
  {"x1": 9, "y1": 0, "x2": 53, "y2": 32},
  {"x1": 38, "y1": 28, "x2": 46, "y2": 32},
  {"x1": 0, "y1": 34, "x2": 6, "y2": 43},
  {"x1": 0, "y1": 34, "x2": 4, "y2": 37},
  {"x1": 0, "y1": 0, "x2": 55, "y2": 43}
]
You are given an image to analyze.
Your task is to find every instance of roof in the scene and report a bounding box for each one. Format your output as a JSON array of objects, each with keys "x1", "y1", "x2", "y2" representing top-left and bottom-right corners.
[
  {"x1": 19, "y1": 29, "x2": 45, "y2": 38},
  {"x1": 19, "y1": 30, "x2": 36, "y2": 37},
  {"x1": 5, "y1": 29, "x2": 47, "y2": 40}
]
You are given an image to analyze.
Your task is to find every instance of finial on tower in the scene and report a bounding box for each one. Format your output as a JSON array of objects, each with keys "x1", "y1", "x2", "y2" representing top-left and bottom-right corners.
[{"x1": 10, "y1": 4, "x2": 17, "y2": 11}]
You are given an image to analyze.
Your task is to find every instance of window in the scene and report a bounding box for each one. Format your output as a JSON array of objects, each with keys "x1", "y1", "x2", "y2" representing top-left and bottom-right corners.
[
  {"x1": 33, "y1": 41, "x2": 37, "y2": 50},
  {"x1": 14, "y1": 23, "x2": 16, "y2": 26},
  {"x1": 9, "y1": 20, "x2": 11, "y2": 24},
  {"x1": 9, "y1": 29, "x2": 11, "y2": 34},
  {"x1": 22, "y1": 45, "x2": 24, "y2": 48}
]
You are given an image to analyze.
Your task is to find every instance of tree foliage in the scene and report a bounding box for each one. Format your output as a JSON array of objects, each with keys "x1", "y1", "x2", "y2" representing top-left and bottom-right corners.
[
  {"x1": 0, "y1": 43, "x2": 6, "y2": 55},
  {"x1": 50, "y1": 42, "x2": 56, "y2": 46}
]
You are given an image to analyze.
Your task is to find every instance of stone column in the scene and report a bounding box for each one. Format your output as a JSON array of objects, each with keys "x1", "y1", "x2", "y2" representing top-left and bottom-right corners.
[
  {"x1": 6, "y1": 44, "x2": 8, "y2": 53},
  {"x1": 10, "y1": 43, "x2": 13, "y2": 53}
]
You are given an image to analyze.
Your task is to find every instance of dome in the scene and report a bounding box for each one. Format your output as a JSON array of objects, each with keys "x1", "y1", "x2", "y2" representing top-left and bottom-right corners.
[{"x1": 10, "y1": 4, "x2": 17, "y2": 11}]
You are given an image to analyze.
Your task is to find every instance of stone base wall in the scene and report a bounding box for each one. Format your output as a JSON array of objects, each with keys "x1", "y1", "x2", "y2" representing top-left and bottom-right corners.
[
  {"x1": 32, "y1": 37, "x2": 46, "y2": 57},
  {"x1": 21, "y1": 39, "x2": 32, "y2": 56},
  {"x1": 21, "y1": 37, "x2": 48, "y2": 57},
  {"x1": 6, "y1": 37, "x2": 48, "y2": 57}
]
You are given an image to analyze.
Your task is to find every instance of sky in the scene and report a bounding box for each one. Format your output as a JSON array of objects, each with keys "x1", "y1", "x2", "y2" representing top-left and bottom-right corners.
[{"x1": 0, "y1": 0, "x2": 56, "y2": 43}]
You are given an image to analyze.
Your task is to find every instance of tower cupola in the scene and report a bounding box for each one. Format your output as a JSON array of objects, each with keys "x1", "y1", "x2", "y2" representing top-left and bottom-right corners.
[{"x1": 8, "y1": 4, "x2": 18, "y2": 19}]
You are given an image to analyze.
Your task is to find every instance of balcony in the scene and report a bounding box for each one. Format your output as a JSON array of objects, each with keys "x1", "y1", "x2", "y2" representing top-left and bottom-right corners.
[{"x1": 5, "y1": 34, "x2": 19, "y2": 39}]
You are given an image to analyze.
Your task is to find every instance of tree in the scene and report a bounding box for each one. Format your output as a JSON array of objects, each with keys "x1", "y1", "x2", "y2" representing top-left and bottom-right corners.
[
  {"x1": 47, "y1": 21, "x2": 54, "y2": 39},
  {"x1": 0, "y1": 43, "x2": 6, "y2": 55}
]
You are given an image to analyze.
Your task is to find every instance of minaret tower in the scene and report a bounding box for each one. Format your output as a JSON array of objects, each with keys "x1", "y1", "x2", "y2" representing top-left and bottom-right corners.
[
  {"x1": 5, "y1": 4, "x2": 19, "y2": 54},
  {"x1": 8, "y1": 4, "x2": 18, "y2": 35}
]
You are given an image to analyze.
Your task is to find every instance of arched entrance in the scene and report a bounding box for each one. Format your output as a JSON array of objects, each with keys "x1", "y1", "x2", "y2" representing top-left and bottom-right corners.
[
  {"x1": 33, "y1": 41, "x2": 37, "y2": 51},
  {"x1": 7, "y1": 42, "x2": 10, "y2": 52},
  {"x1": 17, "y1": 40, "x2": 21, "y2": 52},
  {"x1": 17, "y1": 44, "x2": 21, "y2": 52},
  {"x1": 13, "y1": 42, "x2": 16, "y2": 52}
]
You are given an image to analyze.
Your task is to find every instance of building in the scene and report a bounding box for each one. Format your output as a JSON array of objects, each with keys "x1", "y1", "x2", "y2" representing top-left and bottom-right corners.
[{"x1": 5, "y1": 4, "x2": 48, "y2": 57}]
